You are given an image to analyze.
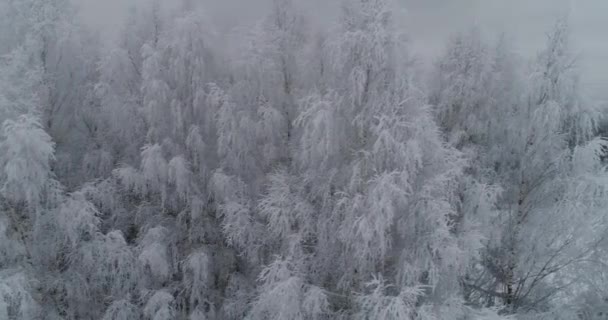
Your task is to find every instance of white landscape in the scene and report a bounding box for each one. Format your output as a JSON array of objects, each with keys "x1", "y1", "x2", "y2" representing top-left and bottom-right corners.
[{"x1": 1, "y1": 0, "x2": 608, "y2": 319}]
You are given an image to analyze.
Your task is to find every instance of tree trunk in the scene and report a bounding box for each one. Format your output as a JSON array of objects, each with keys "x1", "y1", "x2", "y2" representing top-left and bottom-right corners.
[{"x1": 504, "y1": 186, "x2": 526, "y2": 312}]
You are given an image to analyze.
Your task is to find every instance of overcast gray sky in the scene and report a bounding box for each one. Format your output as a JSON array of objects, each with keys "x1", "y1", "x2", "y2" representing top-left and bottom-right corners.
[{"x1": 75, "y1": 0, "x2": 607, "y2": 100}]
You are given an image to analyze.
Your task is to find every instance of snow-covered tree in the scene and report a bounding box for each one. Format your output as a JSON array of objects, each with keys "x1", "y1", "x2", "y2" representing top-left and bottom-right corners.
[
  {"x1": 1, "y1": 115, "x2": 55, "y2": 210},
  {"x1": 433, "y1": 20, "x2": 608, "y2": 315},
  {"x1": 249, "y1": 258, "x2": 328, "y2": 320},
  {"x1": 490, "y1": 20, "x2": 607, "y2": 313},
  {"x1": 430, "y1": 27, "x2": 494, "y2": 148},
  {"x1": 286, "y1": 1, "x2": 484, "y2": 318}
]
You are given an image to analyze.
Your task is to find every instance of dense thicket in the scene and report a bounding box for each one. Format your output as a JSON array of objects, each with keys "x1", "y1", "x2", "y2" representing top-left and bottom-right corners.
[{"x1": 1, "y1": 0, "x2": 607, "y2": 319}]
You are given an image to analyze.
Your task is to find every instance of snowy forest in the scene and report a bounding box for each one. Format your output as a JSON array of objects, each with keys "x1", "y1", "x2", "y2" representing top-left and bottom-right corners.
[{"x1": 1, "y1": 0, "x2": 608, "y2": 319}]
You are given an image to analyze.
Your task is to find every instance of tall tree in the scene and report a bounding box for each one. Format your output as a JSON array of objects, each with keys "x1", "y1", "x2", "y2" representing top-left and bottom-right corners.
[{"x1": 434, "y1": 20, "x2": 608, "y2": 315}]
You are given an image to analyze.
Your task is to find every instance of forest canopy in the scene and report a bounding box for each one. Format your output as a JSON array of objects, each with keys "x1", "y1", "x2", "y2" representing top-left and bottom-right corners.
[{"x1": 1, "y1": 0, "x2": 607, "y2": 319}]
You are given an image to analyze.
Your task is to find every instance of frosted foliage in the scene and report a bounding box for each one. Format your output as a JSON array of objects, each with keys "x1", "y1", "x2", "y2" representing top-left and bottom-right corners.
[
  {"x1": 80, "y1": 179, "x2": 119, "y2": 214},
  {"x1": 249, "y1": 258, "x2": 328, "y2": 320},
  {"x1": 222, "y1": 274, "x2": 251, "y2": 319},
  {"x1": 144, "y1": 290, "x2": 175, "y2": 320},
  {"x1": 142, "y1": 44, "x2": 172, "y2": 142},
  {"x1": 204, "y1": 83, "x2": 226, "y2": 137},
  {"x1": 415, "y1": 298, "x2": 467, "y2": 320},
  {"x1": 0, "y1": 270, "x2": 39, "y2": 320},
  {"x1": 141, "y1": 144, "x2": 168, "y2": 195},
  {"x1": 114, "y1": 166, "x2": 143, "y2": 193},
  {"x1": 101, "y1": 231, "x2": 139, "y2": 293},
  {"x1": 256, "y1": 101, "x2": 287, "y2": 167},
  {"x1": 219, "y1": 200, "x2": 256, "y2": 250},
  {"x1": 189, "y1": 308, "x2": 208, "y2": 320},
  {"x1": 473, "y1": 308, "x2": 515, "y2": 320},
  {"x1": 211, "y1": 170, "x2": 260, "y2": 254},
  {"x1": 371, "y1": 114, "x2": 425, "y2": 172},
  {"x1": 102, "y1": 299, "x2": 141, "y2": 320},
  {"x1": 399, "y1": 161, "x2": 466, "y2": 289},
  {"x1": 432, "y1": 28, "x2": 492, "y2": 146},
  {"x1": 0, "y1": 0, "x2": 605, "y2": 318},
  {"x1": 94, "y1": 46, "x2": 147, "y2": 163},
  {"x1": 338, "y1": 172, "x2": 407, "y2": 265},
  {"x1": 95, "y1": 48, "x2": 141, "y2": 131},
  {"x1": 0, "y1": 46, "x2": 43, "y2": 121},
  {"x1": 168, "y1": 155, "x2": 191, "y2": 201},
  {"x1": 0, "y1": 218, "x2": 26, "y2": 265},
  {"x1": 530, "y1": 19, "x2": 597, "y2": 146},
  {"x1": 183, "y1": 250, "x2": 212, "y2": 307},
  {"x1": 236, "y1": 0, "x2": 304, "y2": 112},
  {"x1": 414, "y1": 298, "x2": 518, "y2": 320},
  {"x1": 353, "y1": 276, "x2": 422, "y2": 320},
  {"x1": 215, "y1": 96, "x2": 258, "y2": 177},
  {"x1": 185, "y1": 196, "x2": 207, "y2": 244},
  {"x1": 313, "y1": 0, "x2": 474, "y2": 312},
  {"x1": 0, "y1": 115, "x2": 54, "y2": 207},
  {"x1": 96, "y1": 48, "x2": 138, "y2": 99},
  {"x1": 572, "y1": 138, "x2": 607, "y2": 174},
  {"x1": 186, "y1": 125, "x2": 207, "y2": 172},
  {"x1": 258, "y1": 169, "x2": 313, "y2": 240},
  {"x1": 162, "y1": 7, "x2": 217, "y2": 134},
  {"x1": 138, "y1": 227, "x2": 172, "y2": 283},
  {"x1": 72, "y1": 230, "x2": 138, "y2": 297},
  {"x1": 55, "y1": 192, "x2": 100, "y2": 248},
  {"x1": 329, "y1": 0, "x2": 402, "y2": 126},
  {"x1": 295, "y1": 91, "x2": 347, "y2": 174},
  {"x1": 430, "y1": 17, "x2": 608, "y2": 315},
  {"x1": 82, "y1": 149, "x2": 113, "y2": 179}
]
